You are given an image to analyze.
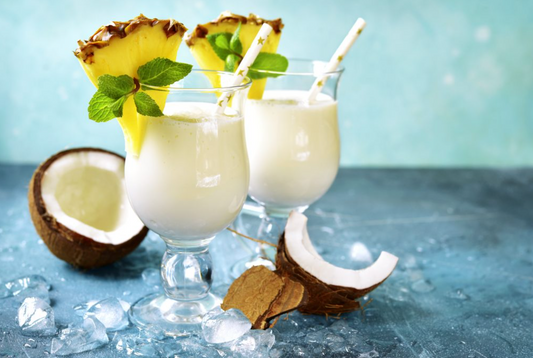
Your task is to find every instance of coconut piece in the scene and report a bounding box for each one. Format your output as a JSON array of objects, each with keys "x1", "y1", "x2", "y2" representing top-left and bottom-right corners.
[
  {"x1": 221, "y1": 266, "x2": 305, "y2": 329},
  {"x1": 265, "y1": 276, "x2": 306, "y2": 321},
  {"x1": 28, "y1": 148, "x2": 148, "y2": 269},
  {"x1": 276, "y1": 211, "x2": 399, "y2": 315},
  {"x1": 222, "y1": 266, "x2": 283, "y2": 329}
]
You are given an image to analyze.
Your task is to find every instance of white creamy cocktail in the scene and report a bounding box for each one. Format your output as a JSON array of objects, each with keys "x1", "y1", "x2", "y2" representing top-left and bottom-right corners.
[
  {"x1": 126, "y1": 102, "x2": 248, "y2": 241},
  {"x1": 246, "y1": 90, "x2": 340, "y2": 211},
  {"x1": 230, "y1": 60, "x2": 343, "y2": 276},
  {"x1": 124, "y1": 71, "x2": 251, "y2": 334}
]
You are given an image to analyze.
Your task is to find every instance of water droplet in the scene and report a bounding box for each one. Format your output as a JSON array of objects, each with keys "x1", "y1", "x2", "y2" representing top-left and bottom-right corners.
[
  {"x1": 411, "y1": 279, "x2": 435, "y2": 293},
  {"x1": 320, "y1": 226, "x2": 334, "y2": 235},
  {"x1": 24, "y1": 339, "x2": 37, "y2": 349},
  {"x1": 446, "y1": 289, "x2": 470, "y2": 300}
]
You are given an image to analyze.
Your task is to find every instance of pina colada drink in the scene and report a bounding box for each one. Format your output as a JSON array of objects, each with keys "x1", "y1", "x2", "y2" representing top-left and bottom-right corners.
[
  {"x1": 245, "y1": 90, "x2": 340, "y2": 210},
  {"x1": 125, "y1": 102, "x2": 249, "y2": 241}
]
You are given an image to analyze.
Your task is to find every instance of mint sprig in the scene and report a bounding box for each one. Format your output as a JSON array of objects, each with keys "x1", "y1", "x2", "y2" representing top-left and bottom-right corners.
[
  {"x1": 207, "y1": 23, "x2": 288, "y2": 79},
  {"x1": 87, "y1": 58, "x2": 192, "y2": 122},
  {"x1": 229, "y1": 23, "x2": 243, "y2": 54},
  {"x1": 97, "y1": 75, "x2": 135, "y2": 99},
  {"x1": 248, "y1": 53, "x2": 289, "y2": 79},
  {"x1": 137, "y1": 58, "x2": 192, "y2": 86},
  {"x1": 207, "y1": 32, "x2": 234, "y2": 61}
]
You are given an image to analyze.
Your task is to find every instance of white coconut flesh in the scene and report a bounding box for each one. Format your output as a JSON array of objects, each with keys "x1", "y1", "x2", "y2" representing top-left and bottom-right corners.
[
  {"x1": 40, "y1": 151, "x2": 144, "y2": 245},
  {"x1": 284, "y1": 211, "x2": 399, "y2": 289}
]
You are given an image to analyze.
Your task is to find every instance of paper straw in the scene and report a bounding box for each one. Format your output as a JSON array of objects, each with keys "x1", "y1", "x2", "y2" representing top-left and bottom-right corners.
[
  {"x1": 307, "y1": 18, "x2": 366, "y2": 102},
  {"x1": 215, "y1": 23, "x2": 273, "y2": 114}
]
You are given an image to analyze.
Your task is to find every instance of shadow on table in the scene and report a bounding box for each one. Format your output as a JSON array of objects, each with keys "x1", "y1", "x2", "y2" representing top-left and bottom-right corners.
[{"x1": 63, "y1": 246, "x2": 163, "y2": 280}]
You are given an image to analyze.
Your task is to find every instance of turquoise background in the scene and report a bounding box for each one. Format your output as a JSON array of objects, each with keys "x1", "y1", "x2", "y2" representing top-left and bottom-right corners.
[{"x1": 0, "y1": 0, "x2": 532, "y2": 167}]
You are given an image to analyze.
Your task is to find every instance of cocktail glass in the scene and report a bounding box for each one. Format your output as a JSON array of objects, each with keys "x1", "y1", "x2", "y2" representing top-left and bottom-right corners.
[
  {"x1": 231, "y1": 59, "x2": 343, "y2": 275},
  {"x1": 125, "y1": 70, "x2": 251, "y2": 335}
]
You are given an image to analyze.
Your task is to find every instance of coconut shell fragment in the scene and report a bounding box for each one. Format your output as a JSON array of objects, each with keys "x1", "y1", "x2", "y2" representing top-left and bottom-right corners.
[
  {"x1": 276, "y1": 211, "x2": 399, "y2": 315},
  {"x1": 224, "y1": 212, "x2": 398, "y2": 322},
  {"x1": 276, "y1": 234, "x2": 362, "y2": 314},
  {"x1": 221, "y1": 266, "x2": 305, "y2": 329},
  {"x1": 28, "y1": 148, "x2": 148, "y2": 269}
]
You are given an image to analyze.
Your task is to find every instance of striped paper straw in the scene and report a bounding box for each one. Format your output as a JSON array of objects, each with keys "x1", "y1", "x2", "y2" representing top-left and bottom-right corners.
[
  {"x1": 215, "y1": 23, "x2": 273, "y2": 114},
  {"x1": 307, "y1": 18, "x2": 366, "y2": 102}
]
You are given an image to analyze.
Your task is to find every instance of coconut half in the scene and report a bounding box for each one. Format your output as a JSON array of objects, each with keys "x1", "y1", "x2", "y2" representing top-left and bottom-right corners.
[
  {"x1": 28, "y1": 148, "x2": 148, "y2": 269},
  {"x1": 276, "y1": 211, "x2": 399, "y2": 314}
]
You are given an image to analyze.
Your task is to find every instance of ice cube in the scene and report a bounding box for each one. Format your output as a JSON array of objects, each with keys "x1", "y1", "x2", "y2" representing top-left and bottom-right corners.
[
  {"x1": 141, "y1": 267, "x2": 161, "y2": 288},
  {"x1": 304, "y1": 329, "x2": 324, "y2": 344},
  {"x1": 272, "y1": 318, "x2": 300, "y2": 336},
  {"x1": 179, "y1": 336, "x2": 222, "y2": 358},
  {"x1": 201, "y1": 307, "x2": 251, "y2": 344},
  {"x1": 85, "y1": 297, "x2": 129, "y2": 332},
  {"x1": 1, "y1": 275, "x2": 50, "y2": 303},
  {"x1": 229, "y1": 329, "x2": 275, "y2": 356},
  {"x1": 350, "y1": 242, "x2": 373, "y2": 263},
  {"x1": 324, "y1": 332, "x2": 346, "y2": 352},
  {"x1": 51, "y1": 317, "x2": 109, "y2": 356},
  {"x1": 73, "y1": 300, "x2": 98, "y2": 316},
  {"x1": 411, "y1": 279, "x2": 435, "y2": 293},
  {"x1": 328, "y1": 319, "x2": 353, "y2": 336},
  {"x1": 17, "y1": 297, "x2": 56, "y2": 336},
  {"x1": 115, "y1": 332, "x2": 162, "y2": 356}
]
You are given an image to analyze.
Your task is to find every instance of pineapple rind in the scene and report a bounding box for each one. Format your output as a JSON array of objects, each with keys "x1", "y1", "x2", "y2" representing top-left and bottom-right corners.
[{"x1": 76, "y1": 18, "x2": 184, "y2": 155}]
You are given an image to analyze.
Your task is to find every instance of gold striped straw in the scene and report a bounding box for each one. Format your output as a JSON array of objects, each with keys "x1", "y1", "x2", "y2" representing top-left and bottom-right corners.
[
  {"x1": 308, "y1": 18, "x2": 366, "y2": 102},
  {"x1": 215, "y1": 23, "x2": 273, "y2": 114}
]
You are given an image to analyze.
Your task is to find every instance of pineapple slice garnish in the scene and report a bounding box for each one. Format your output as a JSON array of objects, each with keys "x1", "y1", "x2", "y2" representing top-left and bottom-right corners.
[
  {"x1": 74, "y1": 15, "x2": 187, "y2": 155},
  {"x1": 185, "y1": 12, "x2": 283, "y2": 99}
]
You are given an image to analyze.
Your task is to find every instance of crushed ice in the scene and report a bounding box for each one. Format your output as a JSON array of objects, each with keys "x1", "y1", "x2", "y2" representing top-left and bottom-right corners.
[
  {"x1": 201, "y1": 307, "x2": 252, "y2": 344},
  {"x1": 17, "y1": 297, "x2": 56, "y2": 336},
  {"x1": 51, "y1": 317, "x2": 109, "y2": 356},
  {"x1": 1, "y1": 275, "x2": 51, "y2": 303},
  {"x1": 84, "y1": 297, "x2": 129, "y2": 332},
  {"x1": 141, "y1": 267, "x2": 161, "y2": 288}
]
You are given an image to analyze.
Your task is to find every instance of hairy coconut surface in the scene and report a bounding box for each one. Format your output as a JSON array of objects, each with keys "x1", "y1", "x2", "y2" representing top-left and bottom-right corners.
[
  {"x1": 222, "y1": 265, "x2": 305, "y2": 329},
  {"x1": 276, "y1": 212, "x2": 398, "y2": 315},
  {"x1": 28, "y1": 148, "x2": 148, "y2": 269},
  {"x1": 277, "y1": 234, "x2": 363, "y2": 314}
]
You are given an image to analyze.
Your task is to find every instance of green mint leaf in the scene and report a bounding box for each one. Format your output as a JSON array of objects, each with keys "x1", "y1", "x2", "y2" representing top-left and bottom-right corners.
[
  {"x1": 230, "y1": 23, "x2": 243, "y2": 54},
  {"x1": 97, "y1": 75, "x2": 135, "y2": 99},
  {"x1": 215, "y1": 35, "x2": 229, "y2": 50},
  {"x1": 134, "y1": 92, "x2": 164, "y2": 117},
  {"x1": 224, "y1": 54, "x2": 240, "y2": 72},
  {"x1": 109, "y1": 95, "x2": 128, "y2": 118},
  {"x1": 88, "y1": 91, "x2": 125, "y2": 122},
  {"x1": 207, "y1": 32, "x2": 233, "y2": 60},
  {"x1": 137, "y1": 57, "x2": 193, "y2": 86},
  {"x1": 249, "y1": 53, "x2": 289, "y2": 79}
]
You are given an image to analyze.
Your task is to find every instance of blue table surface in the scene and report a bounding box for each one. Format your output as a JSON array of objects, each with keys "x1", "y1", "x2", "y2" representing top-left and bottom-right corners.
[{"x1": 1, "y1": 164, "x2": 533, "y2": 357}]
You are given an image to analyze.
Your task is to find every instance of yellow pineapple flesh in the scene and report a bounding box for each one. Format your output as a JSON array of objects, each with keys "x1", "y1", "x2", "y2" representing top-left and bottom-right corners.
[
  {"x1": 185, "y1": 12, "x2": 283, "y2": 99},
  {"x1": 74, "y1": 15, "x2": 187, "y2": 155}
]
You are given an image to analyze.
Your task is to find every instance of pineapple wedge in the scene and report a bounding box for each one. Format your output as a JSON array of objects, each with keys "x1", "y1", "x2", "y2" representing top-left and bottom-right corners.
[
  {"x1": 185, "y1": 12, "x2": 283, "y2": 99},
  {"x1": 74, "y1": 15, "x2": 187, "y2": 155}
]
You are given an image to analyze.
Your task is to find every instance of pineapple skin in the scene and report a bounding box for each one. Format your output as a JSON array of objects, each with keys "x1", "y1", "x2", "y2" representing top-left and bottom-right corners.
[
  {"x1": 187, "y1": 17, "x2": 283, "y2": 99},
  {"x1": 75, "y1": 16, "x2": 186, "y2": 155}
]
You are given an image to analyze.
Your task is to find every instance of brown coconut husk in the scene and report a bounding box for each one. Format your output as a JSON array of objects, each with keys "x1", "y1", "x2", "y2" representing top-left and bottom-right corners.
[
  {"x1": 221, "y1": 265, "x2": 306, "y2": 329},
  {"x1": 276, "y1": 232, "x2": 387, "y2": 315},
  {"x1": 28, "y1": 148, "x2": 148, "y2": 269}
]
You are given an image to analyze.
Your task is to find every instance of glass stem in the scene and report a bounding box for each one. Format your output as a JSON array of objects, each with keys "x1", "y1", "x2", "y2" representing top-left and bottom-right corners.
[
  {"x1": 160, "y1": 241, "x2": 213, "y2": 301},
  {"x1": 257, "y1": 213, "x2": 285, "y2": 246}
]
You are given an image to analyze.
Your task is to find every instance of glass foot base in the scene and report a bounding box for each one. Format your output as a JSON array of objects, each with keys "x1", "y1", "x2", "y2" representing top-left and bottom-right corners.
[
  {"x1": 230, "y1": 255, "x2": 276, "y2": 279},
  {"x1": 129, "y1": 292, "x2": 221, "y2": 336}
]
